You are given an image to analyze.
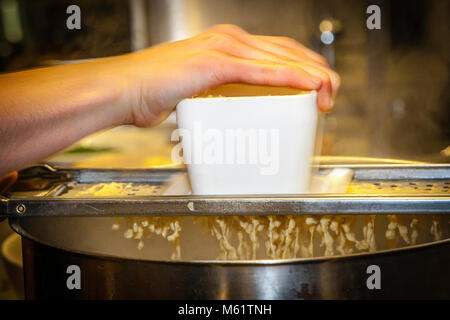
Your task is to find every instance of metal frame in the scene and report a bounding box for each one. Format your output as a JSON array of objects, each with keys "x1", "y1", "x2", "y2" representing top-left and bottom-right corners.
[{"x1": 1, "y1": 164, "x2": 449, "y2": 217}]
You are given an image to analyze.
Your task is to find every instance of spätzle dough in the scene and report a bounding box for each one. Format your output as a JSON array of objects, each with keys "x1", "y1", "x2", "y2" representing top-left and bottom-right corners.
[{"x1": 111, "y1": 214, "x2": 446, "y2": 260}]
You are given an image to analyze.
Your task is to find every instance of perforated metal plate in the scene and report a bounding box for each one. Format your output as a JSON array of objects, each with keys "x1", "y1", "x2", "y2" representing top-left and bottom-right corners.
[{"x1": 348, "y1": 180, "x2": 450, "y2": 195}]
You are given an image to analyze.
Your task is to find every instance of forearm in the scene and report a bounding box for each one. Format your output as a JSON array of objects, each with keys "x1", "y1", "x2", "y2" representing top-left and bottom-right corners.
[
  {"x1": 0, "y1": 58, "x2": 131, "y2": 176},
  {"x1": 0, "y1": 25, "x2": 340, "y2": 177}
]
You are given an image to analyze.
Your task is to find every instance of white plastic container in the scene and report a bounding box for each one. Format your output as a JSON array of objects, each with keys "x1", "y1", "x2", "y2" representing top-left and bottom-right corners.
[{"x1": 175, "y1": 84, "x2": 318, "y2": 195}]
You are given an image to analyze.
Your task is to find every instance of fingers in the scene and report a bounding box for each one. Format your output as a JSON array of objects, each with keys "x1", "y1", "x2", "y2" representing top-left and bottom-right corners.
[
  {"x1": 257, "y1": 35, "x2": 329, "y2": 66},
  {"x1": 209, "y1": 51, "x2": 322, "y2": 93},
  {"x1": 200, "y1": 32, "x2": 323, "y2": 85},
  {"x1": 208, "y1": 24, "x2": 328, "y2": 67},
  {"x1": 293, "y1": 61, "x2": 340, "y2": 110},
  {"x1": 296, "y1": 63, "x2": 333, "y2": 111},
  {"x1": 257, "y1": 34, "x2": 342, "y2": 103},
  {"x1": 204, "y1": 24, "x2": 340, "y2": 110},
  {"x1": 201, "y1": 33, "x2": 290, "y2": 63}
]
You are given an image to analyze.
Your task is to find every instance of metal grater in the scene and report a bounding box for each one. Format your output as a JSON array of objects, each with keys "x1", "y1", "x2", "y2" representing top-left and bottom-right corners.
[{"x1": 1, "y1": 163, "x2": 449, "y2": 218}]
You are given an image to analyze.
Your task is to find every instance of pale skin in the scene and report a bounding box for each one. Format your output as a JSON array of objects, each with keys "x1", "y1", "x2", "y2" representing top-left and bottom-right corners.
[{"x1": 0, "y1": 24, "x2": 340, "y2": 179}]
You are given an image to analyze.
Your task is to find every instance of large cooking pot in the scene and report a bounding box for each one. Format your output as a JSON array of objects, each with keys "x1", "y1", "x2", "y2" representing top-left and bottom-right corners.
[{"x1": 9, "y1": 213, "x2": 450, "y2": 299}]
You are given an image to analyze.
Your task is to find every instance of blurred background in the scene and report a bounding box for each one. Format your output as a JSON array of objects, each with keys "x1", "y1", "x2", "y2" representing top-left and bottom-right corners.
[{"x1": 0, "y1": 0, "x2": 449, "y2": 298}]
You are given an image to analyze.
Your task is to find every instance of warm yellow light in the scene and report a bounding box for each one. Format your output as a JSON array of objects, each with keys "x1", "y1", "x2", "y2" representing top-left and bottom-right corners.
[{"x1": 319, "y1": 20, "x2": 333, "y2": 33}]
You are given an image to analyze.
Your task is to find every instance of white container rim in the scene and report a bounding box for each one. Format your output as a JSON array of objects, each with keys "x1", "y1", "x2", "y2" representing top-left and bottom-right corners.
[{"x1": 180, "y1": 90, "x2": 317, "y2": 102}]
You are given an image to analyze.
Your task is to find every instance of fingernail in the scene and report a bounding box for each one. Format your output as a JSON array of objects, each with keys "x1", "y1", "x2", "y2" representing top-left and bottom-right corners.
[
  {"x1": 320, "y1": 98, "x2": 333, "y2": 113},
  {"x1": 330, "y1": 98, "x2": 335, "y2": 108}
]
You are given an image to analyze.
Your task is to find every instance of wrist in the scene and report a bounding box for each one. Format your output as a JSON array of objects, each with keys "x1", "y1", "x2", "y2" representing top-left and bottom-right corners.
[{"x1": 89, "y1": 55, "x2": 136, "y2": 127}]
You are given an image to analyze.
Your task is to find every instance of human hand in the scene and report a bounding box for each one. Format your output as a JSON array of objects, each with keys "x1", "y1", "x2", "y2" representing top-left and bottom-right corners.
[{"x1": 113, "y1": 24, "x2": 341, "y2": 127}]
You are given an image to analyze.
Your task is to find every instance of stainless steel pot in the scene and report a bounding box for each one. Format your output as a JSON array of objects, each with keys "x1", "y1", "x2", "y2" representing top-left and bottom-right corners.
[{"x1": 10, "y1": 215, "x2": 450, "y2": 299}]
